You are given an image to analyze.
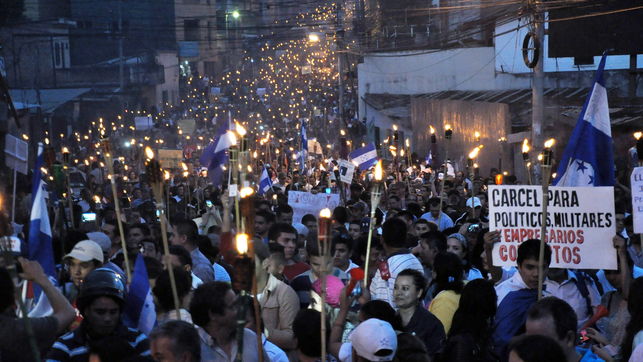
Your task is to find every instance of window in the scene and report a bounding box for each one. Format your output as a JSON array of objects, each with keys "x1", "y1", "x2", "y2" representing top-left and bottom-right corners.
[
  {"x1": 53, "y1": 38, "x2": 70, "y2": 69},
  {"x1": 184, "y1": 19, "x2": 200, "y2": 41}
]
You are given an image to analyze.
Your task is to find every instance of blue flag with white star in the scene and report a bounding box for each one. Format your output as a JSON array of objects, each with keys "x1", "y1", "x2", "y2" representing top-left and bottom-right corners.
[
  {"x1": 553, "y1": 53, "x2": 614, "y2": 187},
  {"x1": 124, "y1": 254, "x2": 156, "y2": 334}
]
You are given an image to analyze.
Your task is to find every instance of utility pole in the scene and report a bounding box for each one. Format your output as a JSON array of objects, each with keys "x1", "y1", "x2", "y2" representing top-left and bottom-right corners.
[
  {"x1": 118, "y1": 0, "x2": 124, "y2": 102},
  {"x1": 336, "y1": 3, "x2": 345, "y2": 129},
  {"x1": 530, "y1": 0, "x2": 545, "y2": 182}
]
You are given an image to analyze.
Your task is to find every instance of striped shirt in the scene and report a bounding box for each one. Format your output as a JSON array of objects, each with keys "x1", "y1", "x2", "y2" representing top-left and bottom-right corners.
[
  {"x1": 369, "y1": 250, "x2": 424, "y2": 308},
  {"x1": 46, "y1": 322, "x2": 150, "y2": 361}
]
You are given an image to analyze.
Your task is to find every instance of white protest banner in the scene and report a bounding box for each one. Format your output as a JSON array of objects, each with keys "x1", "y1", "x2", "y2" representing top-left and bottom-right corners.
[
  {"x1": 158, "y1": 149, "x2": 183, "y2": 169},
  {"x1": 288, "y1": 191, "x2": 340, "y2": 224},
  {"x1": 489, "y1": 185, "x2": 616, "y2": 270},
  {"x1": 338, "y1": 160, "x2": 356, "y2": 184},
  {"x1": 632, "y1": 167, "x2": 643, "y2": 233},
  {"x1": 134, "y1": 116, "x2": 153, "y2": 130}
]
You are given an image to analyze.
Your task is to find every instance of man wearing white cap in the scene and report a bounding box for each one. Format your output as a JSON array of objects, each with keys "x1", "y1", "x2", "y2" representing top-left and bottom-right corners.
[{"x1": 62, "y1": 240, "x2": 104, "y2": 303}]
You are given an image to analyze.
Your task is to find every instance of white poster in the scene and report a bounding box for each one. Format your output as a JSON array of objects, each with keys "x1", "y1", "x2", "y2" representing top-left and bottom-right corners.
[
  {"x1": 489, "y1": 185, "x2": 617, "y2": 270},
  {"x1": 632, "y1": 167, "x2": 643, "y2": 234},
  {"x1": 288, "y1": 191, "x2": 340, "y2": 225},
  {"x1": 338, "y1": 160, "x2": 356, "y2": 184}
]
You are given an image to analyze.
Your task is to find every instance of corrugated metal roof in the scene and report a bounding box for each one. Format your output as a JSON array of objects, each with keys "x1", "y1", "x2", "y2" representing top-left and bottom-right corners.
[{"x1": 9, "y1": 88, "x2": 91, "y2": 113}]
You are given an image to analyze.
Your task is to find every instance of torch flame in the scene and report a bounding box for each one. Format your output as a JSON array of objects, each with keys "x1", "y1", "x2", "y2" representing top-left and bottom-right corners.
[
  {"x1": 430, "y1": 126, "x2": 435, "y2": 134},
  {"x1": 235, "y1": 122, "x2": 247, "y2": 136},
  {"x1": 164, "y1": 170, "x2": 170, "y2": 180},
  {"x1": 544, "y1": 138, "x2": 556, "y2": 149},
  {"x1": 474, "y1": 131, "x2": 481, "y2": 140},
  {"x1": 393, "y1": 124, "x2": 398, "y2": 131},
  {"x1": 522, "y1": 138, "x2": 530, "y2": 153},
  {"x1": 374, "y1": 160, "x2": 383, "y2": 181},
  {"x1": 145, "y1": 146, "x2": 155, "y2": 160},
  {"x1": 468, "y1": 147, "x2": 480, "y2": 160},
  {"x1": 235, "y1": 233, "x2": 249, "y2": 255},
  {"x1": 181, "y1": 162, "x2": 188, "y2": 171},
  {"x1": 62, "y1": 147, "x2": 70, "y2": 154},
  {"x1": 319, "y1": 208, "x2": 332, "y2": 219},
  {"x1": 444, "y1": 124, "x2": 452, "y2": 131},
  {"x1": 634, "y1": 131, "x2": 642, "y2": 140},
  {"x1": 405, "y1": 138, "x2": 410, "y2": 147},
  {"x1": 239, "y1": 187, "x2": 254, "y2": 198}
]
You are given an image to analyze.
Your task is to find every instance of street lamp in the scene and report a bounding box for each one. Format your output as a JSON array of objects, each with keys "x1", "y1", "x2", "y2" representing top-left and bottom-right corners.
[{"x1": 226, "y1": 10, "x2": 240, "y2": 38}]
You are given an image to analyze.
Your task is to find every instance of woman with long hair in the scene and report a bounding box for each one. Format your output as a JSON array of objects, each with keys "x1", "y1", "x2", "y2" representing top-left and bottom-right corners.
[
  {"x1": 393, "y1": 268, "x2": 446, "y2": 360},
  {"x1": 441, "y1": 279, "x2": 498, "y2": 361},
  {"x1": 446, "y1": 233, "x2": 483, "y2": 280},
  {"x1": 428, "y1": 252, "x2": 465, "y2": 334},
  {"x1": 621, "y1": 277, "x2": 643, "y2": 361}
]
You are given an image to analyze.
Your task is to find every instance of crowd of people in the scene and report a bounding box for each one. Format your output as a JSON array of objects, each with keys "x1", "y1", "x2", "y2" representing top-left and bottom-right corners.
[{"x1": 0, "y1": 134, "x2": 642, "y2": 362}]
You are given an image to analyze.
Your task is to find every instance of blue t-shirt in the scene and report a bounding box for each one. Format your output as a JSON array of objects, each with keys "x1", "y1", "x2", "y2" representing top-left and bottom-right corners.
[
  {"x1": 576, "y1": 346, "x2": 604, "y2": 362},
  {"x1": 213, "y1": 263, "x2": 231, "y2": 283}
]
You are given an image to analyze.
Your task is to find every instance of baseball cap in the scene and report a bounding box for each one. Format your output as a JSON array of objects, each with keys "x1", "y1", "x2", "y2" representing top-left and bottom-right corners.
[
  {"x1": 64, "y1": 240, "x2": 104, "y2": 263},
  {"x1": 466, "y1": 197, "x2": 482, "y2": 208},
  {"x1": 86, "y1": 232, "x2": 111, "y2": 254},
  {"x1": 349, "y1": 318, "x2": 397, "y2": 361}
]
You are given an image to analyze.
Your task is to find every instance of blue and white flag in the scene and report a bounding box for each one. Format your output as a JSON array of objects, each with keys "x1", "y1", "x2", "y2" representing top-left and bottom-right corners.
[
  {"x1": 124, "y1": 254, "x2": 156, "y2": 335},
  {"x1": 258, "y1": 166, "x2": 273, "y2": 195},
  {"x1": 300, "y1": 122, "x2": 308, "y2": 172},
  {"x1": 554, "y1": 54, "x2": 614, "y2": 187},
  {"x1": 28, "y1": 143, "x2": 55, "y2": 279},
  {"x1": 200, "y1": 122, "x2": 237, "y2": 186},
  {"x1": 349, "y1": 143, "x2": 378, "y2": 171}
]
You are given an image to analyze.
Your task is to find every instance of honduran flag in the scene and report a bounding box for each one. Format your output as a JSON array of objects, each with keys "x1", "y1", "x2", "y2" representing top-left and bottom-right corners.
[
  {"x1": 349, "y1": 143, "x2": 378, "y2": 171},
  {"x1": 554, "y1": 53, "x2": 614, "y2": 187},
  {"x1": 28, "y1": 143, "x2": 55, "y2": 279},
  {"x1": 200, "y1": 122, "x2": 237, "y2": 187},
  {"x1": 258, "y1": 166, "x2": 273, "y2": 195},
  {"x1": 124, "y1": 254, "x2": 156, "y2": 334}
]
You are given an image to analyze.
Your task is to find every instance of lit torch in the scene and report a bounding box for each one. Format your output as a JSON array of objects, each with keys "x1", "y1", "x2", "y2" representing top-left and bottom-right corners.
[
  {"x1": 537, "y1": 138, "x2": 555, "y2": 300},
  {"x1": 364, "y1": 160, "x2": 383, "y2": 287}
]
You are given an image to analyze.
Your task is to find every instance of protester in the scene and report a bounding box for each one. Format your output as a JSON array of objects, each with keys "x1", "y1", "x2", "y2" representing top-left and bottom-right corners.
[
  {"x1": 507, "y1": 334, "x2": 567, "y2": 362},
  {"x1": 420, "y1": 197, "x2": 454, "y2": 231},
  {"x1": 369, "y1": 218, "x2": 424, "y2": 307},
  {"x1": 0, "y1": 260, "x2": 76, "y2": 361},
  {"x1": 62, "y1": 240, "x2": 105, "y2": 303},
  {"x1": 394, "y1": 268, "x2": 446, "y2": 358},
  {"x1": 349, "y1": 318, "x2": 398, "y2": 362},
  {"x1": 189, "y1": 281, "x2": 269, "y2": 361},
  {"x1": 153, "y1": 267, "x2": 193, "y2": 323},
  {"x1": 149, "y1": 320, "x2": 201, "y2": 362},
  {"x1": 332, "y1": 234, "x2": 359, "y2": 273},
  {"x1": 292, "y1": 309, "x2": 336, "y2": 362},
  {"x1": 441, "y1": 279, "x2": 497, "y2": 361},
  {"x1": 427, "y1": 252, "x2": 464, "y2": 334},
  {"x1": 268, "y1": 223, "x2": 309, "y2": 280},
  {"x1": 446, "y1": 232, "x2": 483, "y2": 280},
  {"x1": 257, "y1": 243, "x2": 300, "y2": 354},
  {"x1": 170, "y1": 219, "x2": 214, "y2": 282},
  {"x1": 620, "y1": 277, "x2": 643, "y2": 361},
  {"x1": 47, "y1": 268, "x2": 151, "y2": 360},
  {"x1": 525, "y1": 297, "x2": 603, "y2": 362}
]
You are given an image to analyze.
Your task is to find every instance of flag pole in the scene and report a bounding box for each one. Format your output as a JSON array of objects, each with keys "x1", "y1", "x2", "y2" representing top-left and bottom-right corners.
[
  {"x1": 101, "y1": 138, "x2": 131, "y2": 282},
  {"x1": 145, "y1": 147, "x2": 182, "y2": 320},
  {"x1": 537, "y1": 139, "x2": 555, "y2": 300},
  {"x1": 438, "y1": 125, "x2": 453, "y2": 227},
  {"x1": 363, "y1": 160, "x2": 383, "y2": 287}
]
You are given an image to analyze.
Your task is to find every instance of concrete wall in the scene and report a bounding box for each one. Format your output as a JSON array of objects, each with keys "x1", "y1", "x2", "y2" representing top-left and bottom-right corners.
[{"x1": 155, "y1": 51, "x2": 180, "y2": 107}]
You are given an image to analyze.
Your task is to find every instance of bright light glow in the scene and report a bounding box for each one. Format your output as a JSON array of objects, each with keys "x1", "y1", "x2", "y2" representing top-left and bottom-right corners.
[
  {"x1": 468, "y1": 147, "x2": 480, "y2": 159},
  {"x1": 634, "y1": 132, "x2": 642, "y2": 140},
  {"x1": 429, "y1": 126, "x2": 435, "y2": 134},
  {"x1": 319, "y1": 208, "x2": 332, "y2": 219},
  {"x1": 374, "y1": 160, "x2": 383, "y2": 181},
  {"x1": 235, "y1": 233, "x2": 249, "y2": 254},
  {"x1": 240, "y1": 187, "x2": 254, "y2": 198},
  {"x1": 405, "y1": 138, "x2": 410, "y2": 147},
  {"x1": 392, "y1": 124, "x2": 398, "y2": 131},
  {"x1": 308, "y1": 33, "x2": 320, "y2": 43},
  {"x1": 474, "y1": 131, "x2": 481, "y2": 139},
  {"x1": 522, "y1": 138, "x2": 530, "y2": 153},
  {"x1": 231, "y1": 10, "x2": 240, "y2": 19},
  {"x1": 62, "y1": 147, "x2": 69, "y2": 154},
  {"x1": 544, "y1": 138, "x2": 556, "y2": 149},
  {"x1": 235, "y1": 122, "x2": 247, "y2": 136},
  {"x1": 181, "y1": 162, "x2": 188, "y2": 171},
  {"x1": 444, "y1": 124, "x2": 452, "y2": 131},
  {"x1": 145, "y1": 147, "x2": 155, "y2": 159}
]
